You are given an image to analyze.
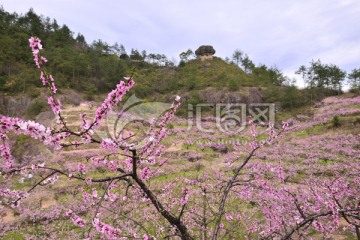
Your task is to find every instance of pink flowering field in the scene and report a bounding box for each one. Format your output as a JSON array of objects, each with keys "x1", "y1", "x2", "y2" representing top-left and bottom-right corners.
[{"x1": 0, "y1": 37, "x2": 359, "y2": 239}]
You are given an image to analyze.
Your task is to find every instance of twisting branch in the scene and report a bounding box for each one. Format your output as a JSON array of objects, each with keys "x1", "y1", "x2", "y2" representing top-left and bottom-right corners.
[
  {"x1": 12, "y1": 170, "x2": 57, "y2": 206},
  {"x1": 87, "y1": 179, "x2": 114, "y2": 238},
  {"x1": 211, "y1": 146, "x2": 259, "y2": 240},
  {"x1": 212, "y1": 126, "x2": 285, "y2": 239},
  {"x1": 130, "y1": 150, "x2": 193, "y2": 240},
  {"x1": 3, "y1": 166, "x2": 133, "y2": 183}
]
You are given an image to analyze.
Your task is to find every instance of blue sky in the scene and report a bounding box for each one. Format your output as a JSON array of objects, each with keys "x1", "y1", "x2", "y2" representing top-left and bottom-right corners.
[{"x1": 2, "y1": 0, "x2": 360, "y2": 87}]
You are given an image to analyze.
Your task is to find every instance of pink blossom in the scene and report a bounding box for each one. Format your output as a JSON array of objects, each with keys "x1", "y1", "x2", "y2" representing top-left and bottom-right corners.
[
  {"x1": 77, "y1": 163, "x2": 86, "y2": 174},
  {"x1": 65, "y1": 209, "x2": 86, "y2": 228},
  {"x1": 180, "y1": 187, "x2": 189, "y2": 206},
  {"x1": 225, "y1": 213, "x2": 233, "y2": 221},
  {"x1": 92, "y1": 218, "x2": 122, "y2": 239},
  {"x1": 92, "y1": 78, "x2": 135, "y2": 129}
]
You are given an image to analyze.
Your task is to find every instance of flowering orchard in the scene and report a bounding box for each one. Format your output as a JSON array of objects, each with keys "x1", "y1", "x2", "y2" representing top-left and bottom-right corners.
[{"x1": 0, "y1": 37, "x2": 359, "y2": 239}]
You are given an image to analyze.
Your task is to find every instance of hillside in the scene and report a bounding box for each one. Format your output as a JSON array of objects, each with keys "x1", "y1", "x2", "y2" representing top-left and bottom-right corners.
[{"x1": 1, "y1": 6, "x2": 346, "y2": 116}]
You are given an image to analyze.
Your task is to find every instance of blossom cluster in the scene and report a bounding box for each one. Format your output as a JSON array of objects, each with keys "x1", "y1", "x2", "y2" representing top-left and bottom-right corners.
[
  {"x1": 29, "y1": 36, "x2": 64, "y2": 121},
  {"x1": 140, "y1": 96, "x2": 181, "y2": 159},
  {"x1": 92, "y1": 78, "x2": 135, "y2": 130},
  {"x1": 77, "y1": 163, "x2": 86, "y2": 175},
  {"x1": 180, "y1": 187, "x2": 189, "y2": 206},
  {"x1": 0, "y1": 188, "x2": 28, "y2": 207},
  {"x1": 0, "y1": 116, "x2": 69, "y2": 170},
  {"x1": 65, "y1": 209, "x2": 86, "y2": 228},
  {"x1": 81, "y1": 188, "x2": 98, "y2": 206},
  {"x1": 0, "y1": 117, "x2": 54, "y2": 144},
  {"x1": 43, "y1": 174, "x2": 59, "y2": 185},
  {"x1": 29, "y1": 36, "x2": 46, "y2": 68},
  {"x1": 92, "y1": 218, "x2": 122, "y2": 239},
  {"x1": 47, "y1": 96, "x2": 62, "y2": 118},
  {"x1": 40, "y1": 71, "x2": 57, "y2": 93}
]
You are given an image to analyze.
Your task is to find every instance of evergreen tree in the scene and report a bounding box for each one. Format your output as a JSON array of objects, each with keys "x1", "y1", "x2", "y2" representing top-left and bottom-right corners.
[{"x1": 348, "y1": 68, "x2": 360, "y2": 90}]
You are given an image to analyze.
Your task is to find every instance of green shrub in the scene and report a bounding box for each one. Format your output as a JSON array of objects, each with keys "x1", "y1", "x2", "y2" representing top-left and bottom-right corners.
[
  {"x1": 353, "y1": 117, "x2": 360, "y2": 125},
  {"x1": 26, "y1": 87, "x2": 41, "y2": 98},
  {"x1": 228, "y1": 78, "x2": 239, "y2": 91},
  {"x1": 85, "y1": 94, "x2": 94, "y2": 101},
  {"x1": 186, "y1": 76, "x2": 197, "y2": 90},
  {"x1": 331, "y1": 115, "x2": 341, "y2": 128},
  {"x1": 135, "y1": 84, "x2": 151, "y2": 98},
  {"x1": 179, "y1": 61, "x2": 186, "y2": 67},
  {"x1": 25, "y1": 100, "x2": 47, "y2": 119},
  {"x1": 83, "y1": 83, "x2": 98, "y2": 95},
  {"x1": 349, "y1": 88, "x2": 360, "y2": 95}
]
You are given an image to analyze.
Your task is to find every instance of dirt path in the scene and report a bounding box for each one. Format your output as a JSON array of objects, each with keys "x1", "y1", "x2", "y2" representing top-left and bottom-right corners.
[{"x1": 166, "y1": 142, "x2": 183, "y2": 152}]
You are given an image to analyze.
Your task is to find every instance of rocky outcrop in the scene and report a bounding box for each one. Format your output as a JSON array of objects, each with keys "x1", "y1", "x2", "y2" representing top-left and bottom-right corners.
[
  {"x1": 195, "y1": 45, "x2": 216, "y2": 61},
  {"x1": 198, "y1": 87, "x2": 263, "y2": 105},
  {"x1": 0, "y1": 89, "x2": 83, "y2": 117},
  {"x1": 0, "y1": 95, "x2": 33, "y2": 116}
]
